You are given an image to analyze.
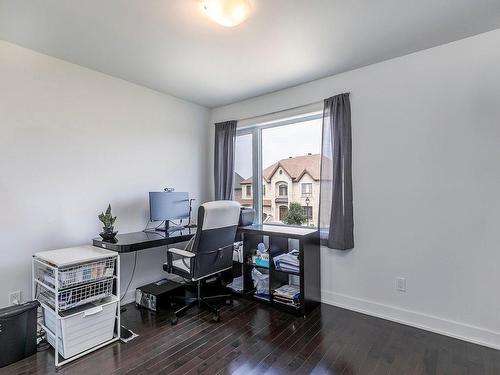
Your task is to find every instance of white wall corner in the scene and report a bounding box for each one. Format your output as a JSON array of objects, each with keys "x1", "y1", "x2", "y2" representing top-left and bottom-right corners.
[{"x1": 121, "y1": 289, "x2": 137, "y2": 306}]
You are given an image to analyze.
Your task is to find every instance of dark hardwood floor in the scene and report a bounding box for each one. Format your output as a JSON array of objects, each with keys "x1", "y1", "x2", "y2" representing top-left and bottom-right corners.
[{"x1": 2, "y1": 299, "x2": 500, "y2": 374}]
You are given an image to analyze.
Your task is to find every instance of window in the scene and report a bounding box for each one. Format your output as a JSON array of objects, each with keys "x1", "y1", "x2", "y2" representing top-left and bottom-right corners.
[
  {"x1": 301, "y1": 183, "x2": 312, "y2": 196},
  {"x1": 278, "y1": 184, "x2": 288, "y2": 197},
  {"x1": 233, "y1": 113, "x2": 322, "y2": 227}
]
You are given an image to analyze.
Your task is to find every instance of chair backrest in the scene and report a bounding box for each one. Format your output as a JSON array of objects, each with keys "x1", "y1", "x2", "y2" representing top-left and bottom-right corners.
[{"x1": 191, "y1": 200, "x2": 241, "y2": 280}]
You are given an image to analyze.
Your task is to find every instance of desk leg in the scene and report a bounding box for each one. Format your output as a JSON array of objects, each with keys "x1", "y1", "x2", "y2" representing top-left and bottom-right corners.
[{"x1": 118, "y1": 253, "x2": 139, "y2": 343}]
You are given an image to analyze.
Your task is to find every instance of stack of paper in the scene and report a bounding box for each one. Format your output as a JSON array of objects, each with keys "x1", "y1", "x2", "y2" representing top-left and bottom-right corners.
[
  {"x1": 273, "y1": 249, "x2": 300, "y2": 273},
  {"x1": 273, "y1": 284, "x2": 300, "y2": 307}
]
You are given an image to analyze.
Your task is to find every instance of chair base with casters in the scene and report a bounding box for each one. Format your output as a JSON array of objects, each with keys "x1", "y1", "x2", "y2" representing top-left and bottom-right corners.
[{"x1": 169, "y1": 278, "x2": 233, "y2": 325}]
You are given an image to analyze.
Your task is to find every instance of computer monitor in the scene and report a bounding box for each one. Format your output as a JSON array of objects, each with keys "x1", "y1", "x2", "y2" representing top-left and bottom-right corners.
[{"x1": 149, "y1": 191, "x2": 189, "y2": 227}]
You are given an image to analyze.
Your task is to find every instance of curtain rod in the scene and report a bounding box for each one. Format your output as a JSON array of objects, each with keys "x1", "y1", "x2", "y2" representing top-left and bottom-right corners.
[
  {"x1": 215, "y1": 92, "x2": 350, "y2": 124},
  {"x1": 234, "y1": 99, "x2": 324, "y2": 123}
]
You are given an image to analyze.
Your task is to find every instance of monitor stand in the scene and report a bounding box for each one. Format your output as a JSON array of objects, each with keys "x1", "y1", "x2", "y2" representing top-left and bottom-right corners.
[{"x1": 155, "y1": 221, "x2": 185, "y2": 233}]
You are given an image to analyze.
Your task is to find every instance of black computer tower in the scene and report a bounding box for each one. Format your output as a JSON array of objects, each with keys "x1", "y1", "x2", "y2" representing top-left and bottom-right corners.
[{"x1": 135, "y1": 279, "x2": 185, "y2": 312}]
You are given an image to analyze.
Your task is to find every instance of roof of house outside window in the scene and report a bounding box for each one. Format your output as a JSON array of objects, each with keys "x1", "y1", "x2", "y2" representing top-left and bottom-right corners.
[
  {"x1": 241, "y1": 154, "x2": 320, "y2": 184},
  {"x1": 234, "y1": 172, "x2": 244, "y2": 190}
]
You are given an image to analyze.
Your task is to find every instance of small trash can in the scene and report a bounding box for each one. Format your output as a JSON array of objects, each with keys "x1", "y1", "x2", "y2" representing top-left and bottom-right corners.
[{"x1": 0, "y1": 300, "x2": 40, "y2": 368}]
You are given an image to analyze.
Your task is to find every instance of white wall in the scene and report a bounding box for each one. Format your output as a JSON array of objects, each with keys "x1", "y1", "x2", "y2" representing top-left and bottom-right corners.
[
  {"x1": 0, "y1": 40, "x2": 210, "y2": 307},
  {"x1": 211, "y1": 29, "x2": 500, "y2": 348}
]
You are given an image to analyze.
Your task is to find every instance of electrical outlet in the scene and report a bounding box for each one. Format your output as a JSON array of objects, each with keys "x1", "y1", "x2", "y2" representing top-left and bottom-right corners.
[
  {"x1": 395, "y1": 277, "x2": 406, "y2": 292},
  {"x1": 9, "y1": 290, "x2": 21, "y2": 305}
]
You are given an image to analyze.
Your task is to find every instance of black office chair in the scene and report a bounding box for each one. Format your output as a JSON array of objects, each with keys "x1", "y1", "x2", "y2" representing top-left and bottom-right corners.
[{"x1": 163, "y1": 200, "x2": 240, "y2": 324}]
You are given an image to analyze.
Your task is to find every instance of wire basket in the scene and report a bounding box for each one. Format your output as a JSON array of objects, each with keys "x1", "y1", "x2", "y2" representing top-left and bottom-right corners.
[
  {"x1": 35, "y1": 257, "x2": 115, "y2": 289},
  {"x1": 37, "y1": 278, "x2": 115, "y2": 312}
]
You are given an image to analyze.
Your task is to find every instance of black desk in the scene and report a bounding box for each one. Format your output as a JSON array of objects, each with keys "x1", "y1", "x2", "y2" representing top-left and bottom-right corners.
[{"x1": 92, "y1": 228, "x2": 196, "y2": 253}]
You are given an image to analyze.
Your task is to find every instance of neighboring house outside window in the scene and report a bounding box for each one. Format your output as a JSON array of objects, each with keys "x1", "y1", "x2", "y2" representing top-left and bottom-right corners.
[
  {"x1": 246, "y1": 185, "x2": 251, "y2": 197},
  {"x1": 239, "y1": 154, "x2": 320, "y2": 226}
]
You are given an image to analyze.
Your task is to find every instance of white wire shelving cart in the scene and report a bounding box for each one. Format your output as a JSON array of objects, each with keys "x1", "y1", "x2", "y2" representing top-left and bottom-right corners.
[{"x1": 32, "y1": 245, "x2": 120, "y2": 368}]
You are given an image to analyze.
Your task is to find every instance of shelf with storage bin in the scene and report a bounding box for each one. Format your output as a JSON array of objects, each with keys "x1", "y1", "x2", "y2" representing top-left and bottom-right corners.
[
  {"x1": 237, "y1": 224, "x2": 320, "y2": 317},
  {"x1": 32, "y1": 245, "x2": 120, "y2": 369}
]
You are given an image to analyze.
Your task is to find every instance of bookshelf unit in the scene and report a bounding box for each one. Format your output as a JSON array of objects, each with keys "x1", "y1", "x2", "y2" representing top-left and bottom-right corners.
[{"x1": 236, "y1": 224, "x2": 321, "y2": 316}]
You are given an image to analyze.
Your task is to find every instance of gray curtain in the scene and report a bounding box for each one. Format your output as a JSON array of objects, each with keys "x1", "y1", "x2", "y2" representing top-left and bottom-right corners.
[
  {"x1": 214, "y1": 120, "x2": 237, "y2": 200},
  {"x1": 319, "y1": 93, "x2": 354, "y2": 250}
]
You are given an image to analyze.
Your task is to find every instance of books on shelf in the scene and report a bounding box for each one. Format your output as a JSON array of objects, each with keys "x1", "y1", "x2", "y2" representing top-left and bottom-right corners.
[
  {"x1": 273, "y1": 249, "x2": 300, "y2": 273},
  {"x1": 273, "y1": 284, "x2": 300, "y2": 307}
]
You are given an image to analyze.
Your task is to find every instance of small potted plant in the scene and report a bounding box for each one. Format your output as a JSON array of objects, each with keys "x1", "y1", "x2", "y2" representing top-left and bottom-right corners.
[{"x1": 98, "y1": 204, "x2": 118, "y2": 241}]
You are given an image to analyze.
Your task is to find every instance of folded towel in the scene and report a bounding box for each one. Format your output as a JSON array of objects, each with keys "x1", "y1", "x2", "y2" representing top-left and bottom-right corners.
[{"x1": 274, "y1": 250, "x2": 300, "y2": 271}]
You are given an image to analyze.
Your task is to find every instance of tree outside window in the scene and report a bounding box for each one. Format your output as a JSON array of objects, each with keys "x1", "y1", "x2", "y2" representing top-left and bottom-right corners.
[{"x1": 283, "y1": 202, "x2": 307, "y2": 225}]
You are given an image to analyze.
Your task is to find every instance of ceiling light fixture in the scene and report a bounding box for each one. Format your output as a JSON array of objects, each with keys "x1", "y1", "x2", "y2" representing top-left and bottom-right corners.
[{"x1": 202, "y1": 0, "x2": 251, "y2": 27}]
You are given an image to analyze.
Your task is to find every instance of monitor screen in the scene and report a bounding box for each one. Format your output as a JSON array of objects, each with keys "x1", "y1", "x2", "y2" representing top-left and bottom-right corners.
[{"x1": 149, "y1": 191, "x2": 189, "y2": 221}]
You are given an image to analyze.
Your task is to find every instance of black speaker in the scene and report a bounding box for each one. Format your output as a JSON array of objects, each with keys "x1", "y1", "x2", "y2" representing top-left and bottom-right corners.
[{"x1": 0, "y1": 300, "x2": 40, "y2": 368}]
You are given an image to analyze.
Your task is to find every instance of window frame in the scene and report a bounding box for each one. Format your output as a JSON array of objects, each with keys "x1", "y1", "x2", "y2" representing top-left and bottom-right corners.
[
  {"x1": 235, "y1": 111, "x2": 322, "y2": 226},
  {"x1": 301, "y1": 182, "x2": 312, "y2": 197},
  {"x1": 278, "y1": 184, "x2": 288, "y2": 197}
]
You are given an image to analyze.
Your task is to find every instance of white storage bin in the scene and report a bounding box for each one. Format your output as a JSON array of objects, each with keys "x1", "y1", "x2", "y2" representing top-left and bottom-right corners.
[{"x1": 44, "y1": 298, "x2": 118, "y2": 359}]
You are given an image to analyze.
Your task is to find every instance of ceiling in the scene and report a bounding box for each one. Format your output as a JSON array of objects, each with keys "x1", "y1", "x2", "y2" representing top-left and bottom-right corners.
[{"x1": 1, "y1": 0, "x2": 499, "y2": 108}]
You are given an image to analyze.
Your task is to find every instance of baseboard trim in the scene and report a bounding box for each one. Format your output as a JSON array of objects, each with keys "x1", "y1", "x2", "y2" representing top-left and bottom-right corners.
[{"x1": 321, "y1": 290, "x2": 500, "y2": 350}]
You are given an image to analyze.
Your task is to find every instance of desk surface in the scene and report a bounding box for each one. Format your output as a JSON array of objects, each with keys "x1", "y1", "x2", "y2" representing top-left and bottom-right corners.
[{"x1": 93, "y1": 228, "x2": 196, "y2": 253}]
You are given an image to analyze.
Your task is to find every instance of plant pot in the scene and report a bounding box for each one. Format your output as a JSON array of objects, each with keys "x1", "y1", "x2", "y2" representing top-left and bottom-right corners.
[{"x1": 100, "y1": 226, "x2": 118, "y2": 241}]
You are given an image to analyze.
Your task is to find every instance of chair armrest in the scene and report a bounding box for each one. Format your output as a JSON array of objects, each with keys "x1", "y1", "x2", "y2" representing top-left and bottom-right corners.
[{"x1": 168, "y1": 247, "x2": 196, "y2": 258}]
